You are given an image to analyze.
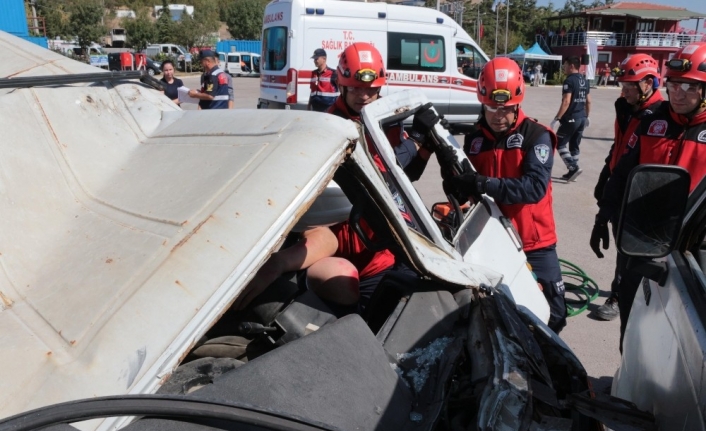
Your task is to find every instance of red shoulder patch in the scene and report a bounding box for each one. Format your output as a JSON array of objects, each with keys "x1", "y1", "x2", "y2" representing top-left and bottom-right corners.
[
  {"x1": 627, "y1": 133, "x2": 638, "y2": 148},
  {"x1": 217, "y1": 73, "x2": 229, "y2": 85}
]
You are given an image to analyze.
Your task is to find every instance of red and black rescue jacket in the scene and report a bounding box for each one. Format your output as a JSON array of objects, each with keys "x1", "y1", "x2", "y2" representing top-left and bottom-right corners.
[
  {"x1": 598, "y1": 102, "x2": 706, "y2": 222},
  {"x1": 463, "y1": 110, "x2": 558, "y2": 252}
]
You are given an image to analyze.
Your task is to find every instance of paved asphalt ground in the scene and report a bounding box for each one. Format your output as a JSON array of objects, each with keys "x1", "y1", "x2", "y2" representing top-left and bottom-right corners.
[{"x1": 178, "y1": 75, "x2": 634, "y2": 394}]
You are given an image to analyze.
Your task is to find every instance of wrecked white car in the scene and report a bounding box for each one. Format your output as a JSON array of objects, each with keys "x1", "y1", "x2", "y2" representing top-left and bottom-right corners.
[{"x1": 0, "y1": 32, "x2": 610, "y2": 431}]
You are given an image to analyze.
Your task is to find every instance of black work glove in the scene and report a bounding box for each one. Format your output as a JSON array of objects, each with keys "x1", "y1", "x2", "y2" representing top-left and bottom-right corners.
[
  {"x1": 409, "y1": 105, "x2": 440, "y2": 147},
  {"x1": 590, "y1": 215, "x2": 610, "y2": 258},
  {"x1": 593, "y1": 164, "x2": 611, "y2": 203},
  {"x1": 443, "y1": 159, "x2": 487, "y2": 202}
]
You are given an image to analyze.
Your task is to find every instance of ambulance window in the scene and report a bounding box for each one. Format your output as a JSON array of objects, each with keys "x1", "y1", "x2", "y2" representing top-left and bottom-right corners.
[
  {"x1": 263, "y1": 26, "x2": 287, "y2": 71},
  {"x1": 456, "y1": 44, "x2": 487, "y2": 79},
  {"x1": 387, "y1": 33, "x2": 445, "y2": 72}
]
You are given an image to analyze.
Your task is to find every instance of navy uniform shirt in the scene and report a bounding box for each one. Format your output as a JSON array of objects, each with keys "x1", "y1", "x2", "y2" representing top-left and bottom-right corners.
[
  {"x1": 199, "y1": 65, "x2": 229, "y2": 110},
  {"x1": 561, "y1": 72, "x2": 589, "y2": 121}
]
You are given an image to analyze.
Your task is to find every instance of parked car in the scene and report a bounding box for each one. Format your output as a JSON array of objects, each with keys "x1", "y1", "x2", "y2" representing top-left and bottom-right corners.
[
  {"x1": 612, "y1": 164, "x2": 706, "y2": 431},
  {"x1": 145, "y1": 57, "x2": 161, "y2": 76},
  {"x1": 0, "y1": 30, "x2": 658, "y2": 431}
]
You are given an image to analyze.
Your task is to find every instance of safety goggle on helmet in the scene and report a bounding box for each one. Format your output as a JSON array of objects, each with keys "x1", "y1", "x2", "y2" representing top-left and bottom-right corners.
[
  {"x1": 665, "y1": 42, "x2": 706, "y2": 82},
  {"x1": 337, "y1": 43, "x2": 387, "y2": 88},
  {"x1": 477, "y1": 57, "x2": 525, "y2": 107}
]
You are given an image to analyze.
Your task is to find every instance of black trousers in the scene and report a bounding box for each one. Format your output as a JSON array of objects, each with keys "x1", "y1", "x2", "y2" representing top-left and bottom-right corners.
[{"x1": 527, "y1": 244, "x2": 567, "y2": 333}]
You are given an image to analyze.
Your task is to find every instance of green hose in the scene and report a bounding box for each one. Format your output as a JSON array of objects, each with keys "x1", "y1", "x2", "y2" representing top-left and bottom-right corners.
[{"x1": 559, "y1": 258, "x2": 601, "y2": 317}]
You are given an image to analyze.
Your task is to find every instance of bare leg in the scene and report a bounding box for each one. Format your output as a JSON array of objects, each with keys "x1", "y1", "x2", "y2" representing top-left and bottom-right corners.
[{"x1": 307, "y1": 257, "x2": 360, "y2": 305}]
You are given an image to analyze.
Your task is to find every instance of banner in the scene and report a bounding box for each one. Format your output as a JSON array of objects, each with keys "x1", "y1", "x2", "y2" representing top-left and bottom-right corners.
[{"x1": 585, "y1": 38, "x2": 598, "y2": 81}]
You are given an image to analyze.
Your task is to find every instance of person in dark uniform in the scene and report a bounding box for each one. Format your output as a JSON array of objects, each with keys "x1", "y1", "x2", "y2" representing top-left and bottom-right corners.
[
  {"x1": 446, "y1": 57, "x2": 567, "y2": 333},
  {"x1": 188, "y1": 50, "x2": 229, "y2": 110},
  {"x1": 592, "y1": 42, "x2": 706, "y2": 351},
  {"x1": 159, "y1": 60, "x2": 183, "y2": 106},
  {"x1": 307, "y1": 48, "x2": 339, "y2": 112},
  {"x1": 591, "y1": 54, "x2": 663, "y2": 322},
  {"x1": 551, "y1": 56, "x2": 591, "y2": 182}
]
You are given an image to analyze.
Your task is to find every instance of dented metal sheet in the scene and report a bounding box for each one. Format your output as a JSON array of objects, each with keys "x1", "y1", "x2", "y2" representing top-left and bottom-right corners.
[{"x1": 0, "y1": 31, "x2": 358, "y2": 422}]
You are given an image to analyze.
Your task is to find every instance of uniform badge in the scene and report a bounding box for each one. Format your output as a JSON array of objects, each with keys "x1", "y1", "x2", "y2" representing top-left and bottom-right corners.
[
  {"x1": 534, "y1": 144, "x2": 550, "y2": 164},
  {"x1": 698, "y1": 131, "x2": 706, "y2": 143},
  {"x1": 647, "y1": 120, "x2": 668, "y2": 137},
  {"x1": 563, "y1": 84, "x2": 569, "y2": 90},
  {"x1": 468, "y1": 137, "x2": 483, "y2": 154},
  {"x1": 627, "y1": 133, "x2": 638, "y2": 148},
  {"x1": 218, "y1": 73, "x2": 228, "y2": 85},
  {"x1": 506, "y1": 133, "x2": 524, "y2": 149}
]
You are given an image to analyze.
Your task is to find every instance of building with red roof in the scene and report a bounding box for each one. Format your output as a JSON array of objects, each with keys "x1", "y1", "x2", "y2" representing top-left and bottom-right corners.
[{"x1": 541, "y1": 1, "x2": 706, "y2": 78}]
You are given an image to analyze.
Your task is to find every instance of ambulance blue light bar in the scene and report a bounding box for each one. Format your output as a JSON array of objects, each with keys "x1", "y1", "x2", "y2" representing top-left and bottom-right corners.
[
  {"x1": 437, "y1": 17, "x2": 444, "y2": 23},
  {"x1": 316, "y1": 8, "x2": 324, "y2": 14},
  {"x1": 306, "y1": 8, "x2": 314, "y2": 14},
  {"x1": 378, "y1": 12, "x2": 386, "y2": 18}
]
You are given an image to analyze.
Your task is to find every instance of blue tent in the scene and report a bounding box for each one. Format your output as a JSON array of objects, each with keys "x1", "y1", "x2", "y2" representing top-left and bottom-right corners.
[
  {"x1": 525, "y1": 42, "x2": 550, "y2": 56},
  {"x1": 509, "y1": 45, "x2": 526, "y2": 55}
]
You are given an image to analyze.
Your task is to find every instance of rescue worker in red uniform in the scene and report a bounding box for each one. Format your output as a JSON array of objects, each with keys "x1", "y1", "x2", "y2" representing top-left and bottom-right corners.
[
  {"x1": 592, "y1": 54, "x2": 664, "y2": 322},
  {"x1": 308, "y1": 48, "x2": 339, "y2": 112},
  {"x1": 592, "y1": 42, "x2": 706, "y2": 350},
  {"x1": 445, "y1": 57, "x2": 567, "y2": 333}
]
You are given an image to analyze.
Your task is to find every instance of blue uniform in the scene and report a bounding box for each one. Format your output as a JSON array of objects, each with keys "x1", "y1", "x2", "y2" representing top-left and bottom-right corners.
[
  {"x1": 556, "y1": 73, "x2": 589, "y2": 169},
  {"x1": 198, "y1": 65, "x2": 230, "y2": 110}
]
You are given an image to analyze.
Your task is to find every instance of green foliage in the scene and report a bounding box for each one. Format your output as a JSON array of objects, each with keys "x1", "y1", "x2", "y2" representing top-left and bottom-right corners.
[
  {"x1": 156, "y1": 0, "x2": 175, "y2": 43},
  {"x1": 546, "y1": 68, "x2": 566, "y2": 85},
  {"x1": 35, "y1": 0, "x2": 70, "y2": 39},
  {"x1": 68, "y1": 0, "x2": 106, "y2": 57},
  {"x1": 224, "y1": 0, "x2": 267, "y2": 40},
  {"x1": 122, "y1": 9, "x2": 155, "y2": 51}
]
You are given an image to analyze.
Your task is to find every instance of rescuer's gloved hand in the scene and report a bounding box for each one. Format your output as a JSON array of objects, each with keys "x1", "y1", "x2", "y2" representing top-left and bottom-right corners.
[
  {"x1": 443, "y1": 159, "x2": 487, "y2": 203},
  {"x1": 585, "y1": 117, "x2": 591, "y2": 128},
  {"x1": 550, "y1": 118, "x2": 559, "y2": 131},
  {"x1": 409, "y1": 106, "x2": 440, "y2": 146},
  {"x1": 590, "y1": 215, "x2": 610, "y2": 258}
]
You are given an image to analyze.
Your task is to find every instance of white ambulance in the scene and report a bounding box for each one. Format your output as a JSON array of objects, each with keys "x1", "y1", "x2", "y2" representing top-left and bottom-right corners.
[{"x1": 258, "y1": 0, "x2": 489, "y2": 124}]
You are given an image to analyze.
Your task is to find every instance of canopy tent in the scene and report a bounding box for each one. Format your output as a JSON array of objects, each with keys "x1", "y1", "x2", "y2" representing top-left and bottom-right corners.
[
  {"x1": 508, "y1": 45, "x2": 526, "y2": 56},
  {"x1": 503, "y1": 42, "x2": 563, "y2": 62}
]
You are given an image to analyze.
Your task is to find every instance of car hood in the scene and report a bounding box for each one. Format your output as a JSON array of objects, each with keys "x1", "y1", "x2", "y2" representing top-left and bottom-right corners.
[{"x1": 0, "y1": 31, "x2": 359, "y2": 418}]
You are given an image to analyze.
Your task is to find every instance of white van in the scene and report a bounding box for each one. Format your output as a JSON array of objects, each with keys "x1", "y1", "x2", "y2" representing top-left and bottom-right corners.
[
  {"x1": 258, "y1": 0, "x2": 489, "y2": 124},
  {"x1": 219, "y1": 51, "x2": 261, "y2": 77},
  {"x1": 144, "y1": 43, "x2": 188, "y2": 61}
]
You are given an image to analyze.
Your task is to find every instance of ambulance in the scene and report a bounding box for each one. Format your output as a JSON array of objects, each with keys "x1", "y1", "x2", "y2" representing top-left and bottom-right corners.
[{"x1": 258, "y1": 0, "x2": 489, "y2": 124}]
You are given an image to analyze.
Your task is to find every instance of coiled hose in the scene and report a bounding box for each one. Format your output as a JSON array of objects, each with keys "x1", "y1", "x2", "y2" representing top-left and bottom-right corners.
[{"x1": 560, "y1": 258, "x2": 600, "y2": 317}]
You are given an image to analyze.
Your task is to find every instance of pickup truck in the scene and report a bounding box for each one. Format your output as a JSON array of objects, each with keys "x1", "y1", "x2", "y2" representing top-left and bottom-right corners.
[{"x1": 0, "y1": 29, "x2": 655, "y2": 431}]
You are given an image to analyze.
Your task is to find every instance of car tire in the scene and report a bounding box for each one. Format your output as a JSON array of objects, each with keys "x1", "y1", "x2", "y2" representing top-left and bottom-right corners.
[{"x1": 147, "y1": 68, "x2": 155, "y2": 76}]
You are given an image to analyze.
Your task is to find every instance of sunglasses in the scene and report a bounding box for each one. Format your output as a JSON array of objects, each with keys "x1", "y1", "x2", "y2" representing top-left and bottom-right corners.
[
  {"x1": 484, "y1": 104, "x2": 516, "y2": 115},
  {"x1": 666, "y1": 81, "x2": 701, "y2": 95}
]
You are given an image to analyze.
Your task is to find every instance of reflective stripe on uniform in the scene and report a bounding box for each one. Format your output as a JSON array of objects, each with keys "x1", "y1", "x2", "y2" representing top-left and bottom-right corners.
[
  {"x1": 212, "y1": 95, "x2": 229, "y2": 101},
  {"x1": 310, "y1": 91, "x2": 340, "y2": 97}
]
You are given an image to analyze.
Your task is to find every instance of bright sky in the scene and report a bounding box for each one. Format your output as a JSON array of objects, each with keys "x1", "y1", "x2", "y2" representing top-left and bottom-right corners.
[{"x1": 533, "y1": 0, "x2": 706, "y2": 32}]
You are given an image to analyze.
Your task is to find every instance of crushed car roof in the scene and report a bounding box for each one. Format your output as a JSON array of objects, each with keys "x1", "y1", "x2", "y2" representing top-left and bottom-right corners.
[{"x1": 0, "y1": 31, "x2": 359, "y2": 418}]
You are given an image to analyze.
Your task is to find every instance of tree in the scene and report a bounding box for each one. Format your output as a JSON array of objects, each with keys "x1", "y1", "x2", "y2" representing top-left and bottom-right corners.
[
  {"x1": 35, "y1": 0, "x2": 69, "y2": 39},
  {"x1": 224, "y1": 0, "x2": 267, "y2": 40},
  {"x1": 122, "y1": 9, "x2": 155, "y2": 51},
  {"x1": 156, "y1": 0, "x2": 174, "y2": 43},
  {"x1": 68, "y1": 0, "x2": 106, "y2": 58}
]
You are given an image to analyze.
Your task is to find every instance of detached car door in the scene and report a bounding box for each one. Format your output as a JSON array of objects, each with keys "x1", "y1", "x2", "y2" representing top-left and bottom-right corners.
[{"x1": 613, "y1": 177, "x2": 706, "y2": 431}]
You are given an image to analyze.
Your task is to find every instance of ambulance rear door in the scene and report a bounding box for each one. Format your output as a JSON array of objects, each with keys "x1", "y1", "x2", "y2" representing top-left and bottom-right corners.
[
  {"x1": 260, "y1": 0, "x2": 293, "y2": 109},
  {"x1": 299, "y1": 0, "x2": 388, "y2": 109},
  {"x1": 384, "y1": 14, "x2": 452, "y2": 116}
]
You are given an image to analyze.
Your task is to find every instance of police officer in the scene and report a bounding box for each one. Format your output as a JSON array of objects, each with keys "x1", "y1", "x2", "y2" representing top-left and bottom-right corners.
[
  {"x1": 188, "y1": 50, "x2": 229, "y2": 110},
  {"x1": 592, "y1": 54, "x2": 664, "y2": 322},
  {"x1": 551, "y1": 56, "x2": 591, "y2": 182},
  {"x1": 308, "y1": 48, "x2": 339, "y2": 112},
  {"x1": 592, "y1": 42, "x2": 706, "y2": 350},
  {"x1": 447, "y1": 58, "x2": 567, "y2": 333}
]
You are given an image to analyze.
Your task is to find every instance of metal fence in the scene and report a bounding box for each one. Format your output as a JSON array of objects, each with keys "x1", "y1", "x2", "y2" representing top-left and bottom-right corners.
[{"x1": 547, "y1": 31, "x2": 705, "y2": 48}]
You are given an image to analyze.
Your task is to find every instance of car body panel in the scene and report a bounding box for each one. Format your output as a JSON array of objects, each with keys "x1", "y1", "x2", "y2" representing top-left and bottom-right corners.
[{"x1": 0, "y1": 31, "x2": 359, "y2": 421}]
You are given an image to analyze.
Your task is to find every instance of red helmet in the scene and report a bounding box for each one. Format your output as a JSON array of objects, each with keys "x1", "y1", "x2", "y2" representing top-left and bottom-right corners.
[
  {"x1": 665, "y1": 42, "x2": 706, "y2": 83},
  {"x1": 617, "y1": 54, "x2": 659, "y2": 82},
  {"x1": 337, "y1": 42, "x2": 386, "y2": 88},
  {"x1": 477, "y1": 57, "x2": 525, "y2": 107}
]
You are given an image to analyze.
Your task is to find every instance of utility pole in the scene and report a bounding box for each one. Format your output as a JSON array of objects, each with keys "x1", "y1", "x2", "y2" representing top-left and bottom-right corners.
[
  {"x1": 494, "y1": 1, "x2": 499, "y2": 57},
  {"x1": 504, "y1": 0, "x2": 510, "y2": 54}
]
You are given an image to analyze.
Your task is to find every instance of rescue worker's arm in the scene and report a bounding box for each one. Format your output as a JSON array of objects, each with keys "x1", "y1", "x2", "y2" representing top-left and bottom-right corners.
[
  {"x1": 188, "y1": 89, "x2": 214, "y2": 101},
  {"x1": 483, "y1": 131, "x2": 553, "y2": 205},
  {"x1": 586, "y1": 93, "x2": 592, "y2": 118},
  {"x1": 235, "y1": 226, "x2": 339, "y2": 309},
  {"x1": 554, "y1": 93, "x2": 572, "y2": 121},
  {"x1": 596, "y1": 141, "x2": 640, "y2": 224}
]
